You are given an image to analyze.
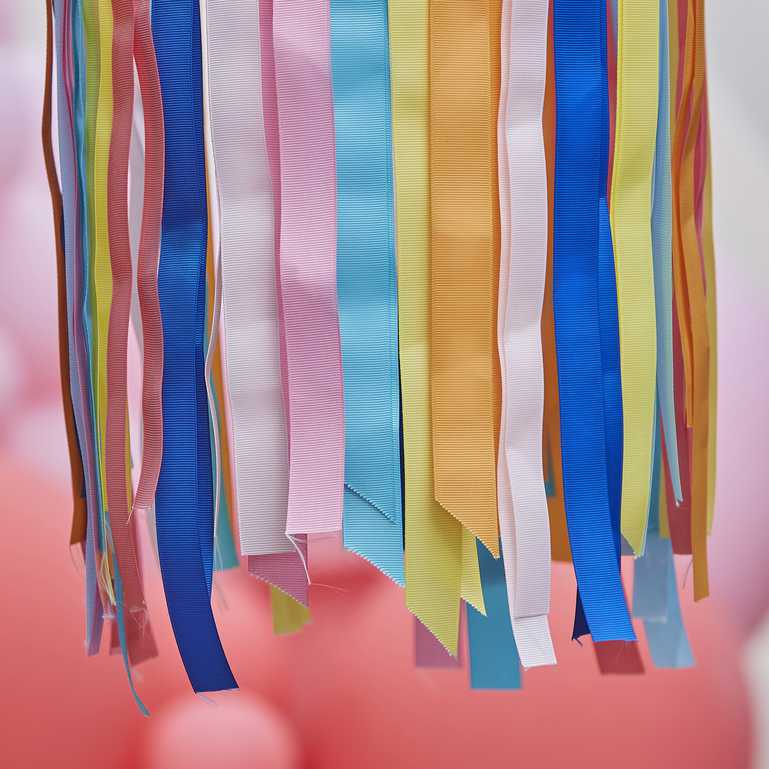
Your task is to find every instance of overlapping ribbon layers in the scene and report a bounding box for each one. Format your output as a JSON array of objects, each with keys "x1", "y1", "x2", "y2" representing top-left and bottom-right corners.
[{"x1": 45, "y1": 0, "x2": 716, "y2": 702}]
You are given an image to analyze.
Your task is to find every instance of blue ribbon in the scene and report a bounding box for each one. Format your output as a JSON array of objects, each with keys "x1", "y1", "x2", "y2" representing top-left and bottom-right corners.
[
  {"x1": 330, "y1": 0, "x2": 404, "y2": 585},
  {"x1": 633, "y1": 413, "x2": 694, "y2": 668},
  {"x1": 552, "y1": 0, "x2": 635, "y2": 643},
  {"x1": 467, "y1": 542, "x2": 521, "y2": 690},
  {"x1": 152, "y1": 0, "x2": 236, "y2": 693}
]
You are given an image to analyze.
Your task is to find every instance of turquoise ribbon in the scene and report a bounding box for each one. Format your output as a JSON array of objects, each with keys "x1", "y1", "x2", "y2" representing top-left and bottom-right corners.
[
  {"x1": 467, "y1": 542, "x2": 521, "y2": 690},
  {"x1": 652, "y1": 0, "x2": 682, "y2": 501},
  {"x1": 330, "y1": 0, "x2": 404, "y2": 584},
  {"x1": 633, "y1": 415, "x2": 693, "y2": 668}
]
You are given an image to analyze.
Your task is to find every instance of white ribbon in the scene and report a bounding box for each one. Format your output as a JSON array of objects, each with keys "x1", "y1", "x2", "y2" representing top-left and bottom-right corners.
[
  {"x1": 497, "y1": 0, "x2": 555, "y2": 668},
  {"x1": 204, "y1": 0, "x2": 291, "y2": 557}
]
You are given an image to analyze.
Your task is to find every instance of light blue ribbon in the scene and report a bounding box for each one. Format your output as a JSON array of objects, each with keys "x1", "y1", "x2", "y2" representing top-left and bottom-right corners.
[{"x1": 330, "y1": 0, "x2": 404, "y2": 585}]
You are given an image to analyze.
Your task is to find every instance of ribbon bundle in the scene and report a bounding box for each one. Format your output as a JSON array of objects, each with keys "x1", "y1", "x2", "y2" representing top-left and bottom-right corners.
[{"x1": 44, "y1": 0, "x2": 716, "y2": 703}]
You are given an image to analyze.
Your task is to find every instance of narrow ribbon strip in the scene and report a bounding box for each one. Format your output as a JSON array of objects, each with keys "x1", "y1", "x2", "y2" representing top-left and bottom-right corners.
[
  {"x1": 429, "y1": 0, "x2": 500, "y2": 557},
  {"x1": 273, "y1": 0, "x2": 345, "y2": 537},
  {"x1": 106, "y1": 0, "x2": 156, "y2": 664},
  {"x1": 552, "y1": 0, "x2": 635, "y2": 642},
  {"x1": 496, "y1": 0, "x2": 554, "y2": 668},
  {"x1": 389, "y1": 0, "x2": 462, "y2": 654},
  {"x1": 205, "y1": 0, "x2": 291, "y2": 562},
  {"x1": 152, "y1": 0, "x2": 236, "y2": 693},
  {"x1": 611, "y1": 0, "x2": 660, "y2": 554},
  {"x1": 330, "y1": 0, "x2": 404, "y2": 585}
]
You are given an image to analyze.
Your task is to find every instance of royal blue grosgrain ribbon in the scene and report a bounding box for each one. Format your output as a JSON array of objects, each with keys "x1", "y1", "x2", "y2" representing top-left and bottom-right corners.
[
  {"x1": 330, "y1": 0, "x2": 404, "y2": 584},
  {"x1": 467, "y1": 541, "x2": 521, "y2": 690},
  {"x1": 552, "y1": 0, "x2": 635, "y2": 643},
  {"x1": 152, "y1": 0, "x2": 236, "y2": 693}
]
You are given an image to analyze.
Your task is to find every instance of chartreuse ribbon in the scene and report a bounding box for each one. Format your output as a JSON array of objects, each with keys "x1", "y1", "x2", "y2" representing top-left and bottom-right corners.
[
  {"x1": 330, "y1": 0, "x2": 404, "y2": 585},
  {"x1": 552, "y1": 0, "x2": 635, "y2": 643},
  {"x1": 152, "y1": 0, "x2": 236, "y2": 693},
  {"x1": 611, "y1": 0, "x2": 660, "y2": 555}
]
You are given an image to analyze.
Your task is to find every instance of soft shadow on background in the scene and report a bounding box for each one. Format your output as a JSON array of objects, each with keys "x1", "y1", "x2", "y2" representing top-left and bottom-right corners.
[{"x1": 0, "y1": 4, "x2": 766, "y2": 768}]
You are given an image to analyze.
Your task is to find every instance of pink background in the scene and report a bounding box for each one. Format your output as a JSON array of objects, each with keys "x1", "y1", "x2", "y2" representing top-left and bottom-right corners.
[{"x1": 0, "y1": 4, "x2": 765, "y2": 767}]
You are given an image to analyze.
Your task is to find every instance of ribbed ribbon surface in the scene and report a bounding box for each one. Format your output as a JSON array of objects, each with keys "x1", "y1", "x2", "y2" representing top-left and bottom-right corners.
[
  {"x1": 496, "y1": 0, "x2": 554, "y2": 668},
  {"x1": 105, "y1": 0, "x2": 156, "y2": 664},
  {"x1": 611, "y1": 0, "x2": 659, "y2": 555},
  {"x1": 330, "y1": 0, "x2": 404, "y2": 585},
  {"x1": 152, "y1": 0, "x2": 236, "y2": 693},
  {"x1": 390, "y1": 0, "x2": 462, "y2": 654},
  {"x1": 429, "y1": 0, "x2": 500, "y2": 558},
  {"x1": 273, "y1": 0, "x2": 345, "y2": 537},
  {"x1": 205, "y1": 0, "x2": 291, "y2": 560},
  {"x1": 552, "y1": 0, "x2": 634, "y2": 642}
]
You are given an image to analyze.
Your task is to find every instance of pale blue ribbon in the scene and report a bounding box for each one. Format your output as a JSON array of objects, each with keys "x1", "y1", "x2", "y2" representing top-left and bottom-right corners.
[{"x1": 330, "y1": 0, "x2": 404, "y2": 584}]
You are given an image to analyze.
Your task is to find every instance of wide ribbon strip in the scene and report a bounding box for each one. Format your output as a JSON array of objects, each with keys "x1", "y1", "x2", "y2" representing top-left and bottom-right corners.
[
  {"x1": 273, "y1": 0, "x2": 345, "y2": 537},
  {"x1": 390, "y1": 0, "x2": 462, "y2": 654},
  {"x1": 496, "y1": 0, "x2": 554, "y2": 668},
  {"x1": 611, "y1": 0, "x2": 659, "y2": 555},
  {"x1": 205, "y1": 0, "x2": 291, "y2": 561},
  {"x1": 330, "y1": 0, "x2": 404, "y2": 585},
  {"x1": 429, "y1": 0, "x2": 500, "y2": 558},
  {"x1": 552, "y1": 0, "x2": 635, "y2": 642},
  {"x1": 152, "y1": 0, "x2": 236, "y2": 693}
]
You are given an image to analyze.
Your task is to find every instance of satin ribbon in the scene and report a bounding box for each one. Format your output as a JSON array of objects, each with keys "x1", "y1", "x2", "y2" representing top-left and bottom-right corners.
[
  {"x1": 611, "y1": 0, "x2": 659, "y2": 555},
  {"x1": 273, "y1": 0, "x2": 345, "y2": 538},
  {"x1": 652, "y1": 0, "x2": 682, "y2": 503},
  {"x1": 496, "y1": 0, "x2": 554, "y2": 668},
  {"x1": 205, "y1": 0, "x2": 291, "y2": 562},
  {"x1": 389, "y1": 0, "x2": 462, "y2": 654},
  {"x1": 429, "y1": 0, "x2": 500, "y2": 558},
  {"x1": 152, "y1": 0, "x2": 236, "y2": 693},
  {"x1": 106, "y1": 0, "x2": 156, "y2": 664},
  {"x1": 552, "y1": 0, "x2": 635, "y2": 643},
  {"x1": 467, "y1": 542, "x2": 521, "y2": 690},
  {"x1": 330, "y1": 0, "x2": 404, "y2": 585}
]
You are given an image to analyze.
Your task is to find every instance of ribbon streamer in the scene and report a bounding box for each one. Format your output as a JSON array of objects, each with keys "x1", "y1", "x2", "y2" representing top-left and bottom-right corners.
[
  {"x1": 152, "y1": 0, "x2": 237, "y2": 693},
  {"x1": 330, "y1": 0, "x2": 404, "y2": 584},
  {"x1": 552, "y1": 0, "x2": 635, "y2": 643},
  {"x1": 496, "y1": 0, "x2": 555, "y2": 668},
  {"x1": 429, "y1": 0, "x2": 500, "y2": 558},
  {"x1": 273, "y1": 0, "x2": 345, "y2": 538}
]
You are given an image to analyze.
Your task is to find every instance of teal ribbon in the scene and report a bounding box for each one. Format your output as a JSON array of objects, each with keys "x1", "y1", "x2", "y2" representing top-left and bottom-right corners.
[
  {"x1": 330, "y1": 0, "x2": 404, "y2": 584},
  {"x1": 467, "y1": 542, "x2": 521, "y2": 690}
]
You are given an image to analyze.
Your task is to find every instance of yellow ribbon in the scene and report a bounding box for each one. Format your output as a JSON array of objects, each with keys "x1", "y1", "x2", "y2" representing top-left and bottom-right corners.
[
  {"x1": 389, "y1": 0, "x2": 466, "y2": 654},
  {"x1": 270, "y1": 587, "x2": 311, "y2": 635},
  {"x1": 428, "y1": 0, "x2": 501, "y2": 558},
  {"x1": 611, "y1": 0, "x2": 659, "y2": 554}
]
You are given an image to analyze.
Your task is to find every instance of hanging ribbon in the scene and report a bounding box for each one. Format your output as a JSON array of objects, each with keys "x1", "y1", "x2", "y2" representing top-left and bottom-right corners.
[
  {"x1": 106, "y1": 0, "x2": 156, "y2": 664},
  {"x1": 152, "y1": 0, "x2": 237, "y2": 693},
  {"x1": 467, "y1": 542, "x2": 522, "y2": 690},
  {"x1": 390, "y1": 0, "x2": 462, "y2": 654},
  {"x1": 330, "y1": 0, "x2": 404, "y2": 585},
  {"x1": 496, "y1": 0, "x2": 554, "y2": 668},
  {"x1": 131, "y1": 0, "x2": 165, "y2": 516},
  {"x1": 652, "y1": 0, "x2": 683, "y2": 503},
  {"x1": 611, "y1": 0, "x2": 659, "y2": 555},
  {"x1": 552, "y1": 0, "x2": 635, "y2": 643},
  {"x1": 429, "y1": 0, "x2": 500, "y2": 558},
  {"x1": 205, "y1": 0, "x2": 292, "y2": 564},
  {"x1": 273, "y1": 0, "x2": 345, "y2": 538}
]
